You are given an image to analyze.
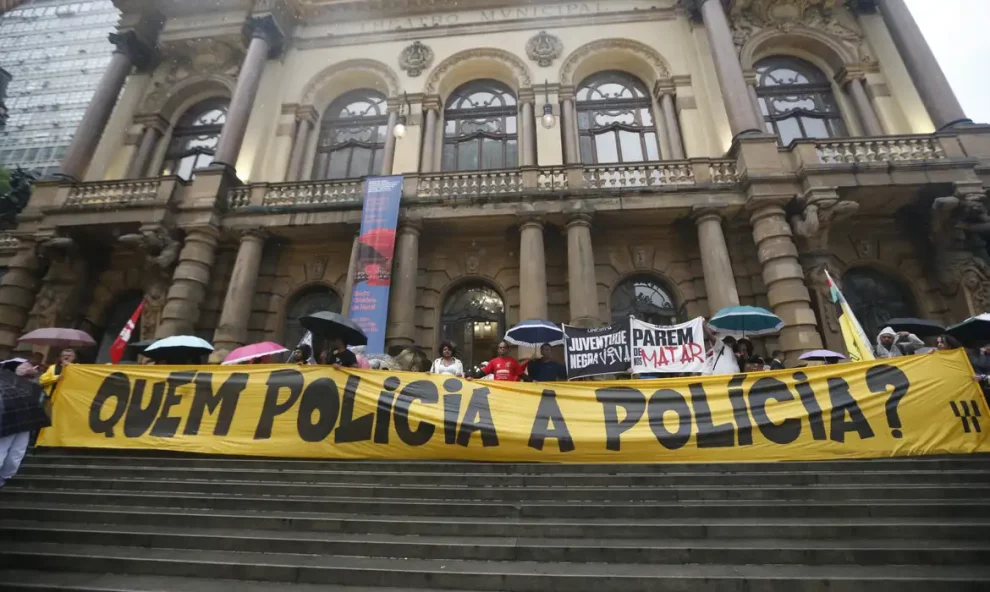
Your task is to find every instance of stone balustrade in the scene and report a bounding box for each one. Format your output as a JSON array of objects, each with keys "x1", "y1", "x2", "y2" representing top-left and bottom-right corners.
[
  {"x1": 417, "y1": 169, "x2": 524, "y2": 201},
  {"x1": 583, "y1": 162, "x2": 695, "y2": 189},
  {"x1": 227, "y1": 186, "x2": 252, "y2": 209},
  {"x1": 265, "y1": 179, "x2": 364, "y2": 207},
  {"x1": 64, "y1": 179, "x2": 161, "y2": 209},
  {"x1": 815, "y1": 137, "x2": 946, "y2": 165},
  {"x1": 0, "y1": 232, "x2": 18, "y2": 251},
  {"x1": 709, "y1": 160, "x2": 738, "y2": 184}
]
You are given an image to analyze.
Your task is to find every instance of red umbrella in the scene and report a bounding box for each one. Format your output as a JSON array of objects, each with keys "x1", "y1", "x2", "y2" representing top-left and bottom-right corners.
[{"x1": 18, "y1": 328, "x2": 96, "y2": 348}]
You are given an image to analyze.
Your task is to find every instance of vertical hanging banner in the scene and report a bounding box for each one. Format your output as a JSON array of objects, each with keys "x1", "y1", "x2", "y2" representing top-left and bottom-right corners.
[
  {"x1": 563, "y1": 319, "x2": 631, "y2": 379},
  {"x1": 630, "y1": 317, "x2": 707, "y2": 375},
  {"x1": 348, "y1": 176, "x2": 403, "y2": 354}
]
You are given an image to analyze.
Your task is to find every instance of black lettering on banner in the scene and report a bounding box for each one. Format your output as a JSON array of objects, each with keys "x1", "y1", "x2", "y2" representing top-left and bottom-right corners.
[
  {"x1": 865, "y1": 365, "x2": 910, "y2": 438},
  {"x1": 726, "y1": 375, "x2": 753, "y2": 446},
  {"x1": 443, "y1": 378, "x2": 463, "y2": 445},
  {"x1": 297, "y1": 378, "x2": 341, "y2": 442},
  {"x1": 456, "y1": 386, "x2": 499, "y2": 447},
  {"x1": 374, "y1": 377, "x2": 401, "y2": 444},
  {"x1": 335, "y1": 376, "x2": 373, "y2": 444},
  {"x1": 748, "y1": 377, "x2": 801, "y2": 445},
  {"x1": 124, "y1": 379, "x2": 165, "y2": 438},
  {"x1": 528, "y1": 389, "x2": 575, "y2": 452},
  {"x1": 688, "y1": 383, "x2": 734, "y2": 448},
  {"x1": 151, "y1": 371, "x2": 196, "y2": 438},
  {"x1": 184, "y1": 372, "x2": 248, "y2": 437},
  {"x1": 647, "y1": 389, "x2": 692, "y2": 450},
  {"x1": 792, "y1": 372, "x2": 827, "y2": 441},
  {"x1": 827, "y1": 377, "x2": 875, "y2": 442},
  {"x1": 254, "y1": 369, "x2": 304, "y2": 440},
  {"x1": 89, "y1": 372, "x2": 131, "y2": 437},
  {"x1": 595, "y1": 387, "x2": 646, "y2": 451},
  {"x1": 394, "y1": 380, "x2": 438, "y2": 446}
]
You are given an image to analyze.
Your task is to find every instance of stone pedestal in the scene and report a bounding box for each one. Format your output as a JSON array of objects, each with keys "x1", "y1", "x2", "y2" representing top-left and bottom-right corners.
[
  {"x1": 566, "y1": 212, "x2": 599, "y2": 327},
  {"x1": 386, "y1": 220, "x2": 421, "y2": 348},
  {"x1": 155, "y1": 226, "x2": 220, "y2": 338},
  {"x1": 0, "y1": 238, "x2": 40, "y2": 357},
  {"x1": 211, "y1": 230, "x2": 267, "y2": 359},
  {"x1": 693, "y1": 209, "x2": 740, "y2": 314}
]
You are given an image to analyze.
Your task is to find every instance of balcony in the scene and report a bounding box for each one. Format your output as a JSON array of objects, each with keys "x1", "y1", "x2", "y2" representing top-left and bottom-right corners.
[
  {"x1": 814, "y1": 137, "x2": 946, "y2": 165},
  {"x1": 64, "y1": 179, "x2": 163, "y2": 210},
  {"x1": 227, "y1": 179, "x2": 364, "y2": 210}
]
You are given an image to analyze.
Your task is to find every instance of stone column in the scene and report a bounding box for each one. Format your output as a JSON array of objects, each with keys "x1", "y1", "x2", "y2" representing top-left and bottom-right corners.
[
  {"x1": 212, "y1": 26, "x2": 273, "y2": 168},
  {"x1": 285, "y1": 105, "x2": 317, "y2": 182},
  {"x1": 420, "y1": 98, "x2": 440, "y2": 173},
  {"x1": 311, "y1": 152, "x2": 329, "y2": 181},
  {"x1": 838, "y1": 69, "x2": 885, "y2": 137},
  {"x1": 749, "y1": 203, "x2": 823, "y2": 358},
  {"x1": 155, "y1": 226, "x2": 220, "y2": 338},
  {"x1": 692, "y1": 208, "x2": 740, "y2": 314},
  {"x1": 743, "y1": 71, "x2": 767, "y2": 130},
  {"x1": 655, "y1": 83, "x2": 685, "y2": 160},
  {"x1": 560, "y1": 90, "x2": 580, "y2": 164},
  {"x1": 0, "y1": 238, "x2": 40, "y2": 357},
  {"x1": 876, "y1": 0, "x2": 969, "y2": 129},
  {"x1": 566, "y1": 212, "x2": 600, "y2": 327},
  {"x1": 342, "y1": 232, "x2": 360, "y2": 313},
  {"x1": 381, "y1": 109, "x2": 399, "y2": 175},
  {"x1": 58, "y1": 33, "x2": 151, "y2": 180},
  {"x1": 519, "y1": 92, "x2": 537, "y2": 166},
  {"x1": 697, "y1": 0, "x2": 764, "y2": 137},
  {"x1": 386, "y1": 219, "x2": 421, "y2": 347},
  {"x1": 212, "y1": 230, "x2": 266, "y2": 357},
  {"x1": 126, "y1": 115, "x2": 167, "y2": 179},
  {"x1": 518, "y1": 215, "x2": 548, "y2": 320}
]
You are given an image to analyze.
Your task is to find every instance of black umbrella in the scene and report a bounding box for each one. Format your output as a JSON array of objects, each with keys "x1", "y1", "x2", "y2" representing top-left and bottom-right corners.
[
  {"x1": 127, "y1": 339, "x2": 156, "y2": 354},
  {"x1": 885, "y1": 318, "x2": 945, "y2": 338},
  {"x1": 300, "y1": 311, "x2": 368, "y2": 346},
  {"x1": 0, "y1": 370, "x2": 50, "y2": 438},
  {"x1": 947, "y1": 314, "x2": 990, "y2": 346}
]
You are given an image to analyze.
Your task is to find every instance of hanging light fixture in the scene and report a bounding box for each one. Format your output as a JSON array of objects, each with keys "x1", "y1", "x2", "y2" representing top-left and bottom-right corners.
[
  {"x1": 540, "y1": 80, "x2": 557, "y2": 129},
  {"x1": 392, "y1": 92, "x2": 410, "y2": 139}
]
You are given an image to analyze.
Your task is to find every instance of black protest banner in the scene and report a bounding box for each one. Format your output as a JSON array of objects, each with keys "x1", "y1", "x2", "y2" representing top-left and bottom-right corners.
[{"x1": 563, "y1": 319, "x2": 631, "y2": 379}]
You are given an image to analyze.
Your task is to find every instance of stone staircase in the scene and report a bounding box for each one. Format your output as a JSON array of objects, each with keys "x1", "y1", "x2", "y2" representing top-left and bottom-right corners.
[{"x1": 1, "y1": 450, "x2": 990, "y2": 591}]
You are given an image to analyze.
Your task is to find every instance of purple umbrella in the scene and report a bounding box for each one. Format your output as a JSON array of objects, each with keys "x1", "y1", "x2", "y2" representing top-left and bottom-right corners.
[
  {"x1": 18, "y1": 328, "x2": 96, "y2": 348},
  {"x1": 799, "y1": 349, "x2": 847, "y2": 363}
]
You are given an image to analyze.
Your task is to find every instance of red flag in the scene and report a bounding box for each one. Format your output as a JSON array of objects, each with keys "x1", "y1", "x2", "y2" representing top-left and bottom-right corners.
[{"x1": 109, "y1": 300, "x2": 145, "y2": 364}]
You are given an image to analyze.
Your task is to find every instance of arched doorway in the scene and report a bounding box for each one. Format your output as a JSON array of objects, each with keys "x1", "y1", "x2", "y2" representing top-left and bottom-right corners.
[
  {"x1": 842, "y1": 267, "x2": 917, "y2": 340},
  {"x1": 440, "y1": 283, "x2": 506, "y2": 369},
  {"x1": 95, "y1": 292, "x2": 144, "y2": 363},
  {"x1": 611, "y1": 275, "x2": 679, "y2": 325},
  {"x1": 284, "y1": 285, "x2": 342, "y2": 359}
]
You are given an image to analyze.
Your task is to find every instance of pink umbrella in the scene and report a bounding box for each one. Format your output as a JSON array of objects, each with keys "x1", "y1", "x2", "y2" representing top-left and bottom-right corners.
[
  {"x1": 222, "y1": 342, "x2": 290, "y2": 365},
  {"x1": 18, "y1": 328, "x2": 96, "y2": 348}
]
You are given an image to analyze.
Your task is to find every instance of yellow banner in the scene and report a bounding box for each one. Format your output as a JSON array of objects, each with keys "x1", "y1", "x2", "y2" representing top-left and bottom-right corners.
[{"x1": 39, "y1": 350, "x2": 990, "y2": 463}]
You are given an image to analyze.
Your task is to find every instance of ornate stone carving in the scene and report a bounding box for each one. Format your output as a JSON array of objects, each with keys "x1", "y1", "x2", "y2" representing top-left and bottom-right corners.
[
  {"x1": 559, "y1": 38, "x2": 670, "y2": 86},
  {"x1": 141, "y1": 38, "x2": 242, "y2": 114},
  {"x1": 301, "y1": 59, "x2": 401, "y2": 105},
  {"x1": 28, "y1": 238, "x2": 89, "y2": 331},
  {"x1": 730, "y1": 0, "x2": 870, "y2": 61},
  {"x1": 398, "y1": 41, "x2": 434, "y2": 78},
  {"x1": 526, "y1": 31, "x2": 563, "y2": 67},
  {"x1": 927, "y1": 192, "x2": 990, "y2": 313},
  {"x1": 424, "y1": 48, "x2": 532, "y2": 95},
  {"x1": 465, "y1": 255, "x2": 480, "y2": 275}
]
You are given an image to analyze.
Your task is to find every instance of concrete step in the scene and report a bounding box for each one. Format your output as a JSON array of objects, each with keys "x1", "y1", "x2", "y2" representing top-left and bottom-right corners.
[
  {"x1": 2, "y1": 521, "x2": 987, "y2": 566},
  {"x1": 3, "y1": 542, "x2": 990, "y2": 592},
  {"x1": 11, "y1": 474, "x2": 989, "y2": 502},
  {"x1": 4, "y1": 487, "x2": 988, "y2": 519},
  {"x1": 5, "y1": 503, "x2": 988, "y2": 541},
  {"x1": 16, "y1": 463, "x2": 990, "y2": 487}
]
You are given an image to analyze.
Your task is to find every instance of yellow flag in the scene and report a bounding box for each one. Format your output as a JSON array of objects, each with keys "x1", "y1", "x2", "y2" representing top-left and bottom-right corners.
[{"x1": 824, "y1": 269, "x2": 875, "y2": 362}]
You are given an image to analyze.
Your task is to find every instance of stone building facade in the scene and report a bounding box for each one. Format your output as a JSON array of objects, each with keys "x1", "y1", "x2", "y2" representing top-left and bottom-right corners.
[{"x1": 0, "y1": 0, "x2": 989, "y2": 368}]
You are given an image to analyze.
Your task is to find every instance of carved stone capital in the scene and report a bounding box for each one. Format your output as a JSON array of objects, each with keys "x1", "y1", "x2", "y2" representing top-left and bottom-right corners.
[
  {"x1": 526, "y1": 31, "x2": 563, "y2": 68},
  {"x1": 835, "y1": 65, "x2": 868, "y2": 87},
  {"x1": 691, "y1": 206, "x2": 722, "y2": 225},
  {"x1": 421, "y1": 95, "x2": 442, "y2": 112},
  {"x1": 241, "y1": 228, "x2": 268, "y2": 243},
  {"x1": 566, "y1": 212, "x2": 594, "y2": 229},
  {"x1": 134, "y1": 113, "x2": 170, "y2": 134},
  {"x1": 399, "y1": 41, "x2": 434, "y2": 78},
  {"x1": 247, "y1": 12, "x2": 288, "y2": 56},
  {"x1": 295, "y1": 105, "x2": 319, "y2": 124},
  {"x1": 110, "y1": 30, "x2": 158, "y2": 70},
  {"x1": 653, "y1": 78, "x2": 677, "y2": 99}
]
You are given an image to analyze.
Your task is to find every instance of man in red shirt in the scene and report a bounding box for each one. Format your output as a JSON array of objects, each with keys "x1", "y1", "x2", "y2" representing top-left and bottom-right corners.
[{"x1": 480, "y1": 341, "x2": 529, "y2": 381}]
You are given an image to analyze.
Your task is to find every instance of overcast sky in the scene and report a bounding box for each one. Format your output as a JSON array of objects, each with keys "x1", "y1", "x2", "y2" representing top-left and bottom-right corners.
[{"x1": 907, "y1": 0, "x2": 990, "y2": 124}]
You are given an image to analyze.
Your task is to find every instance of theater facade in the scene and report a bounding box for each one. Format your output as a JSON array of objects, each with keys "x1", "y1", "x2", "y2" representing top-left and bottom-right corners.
[{"x1": 0, "y1": 0, "x2": 988, "y2": 368}]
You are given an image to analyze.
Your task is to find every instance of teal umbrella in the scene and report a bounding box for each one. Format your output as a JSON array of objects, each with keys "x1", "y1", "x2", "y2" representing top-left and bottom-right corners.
[{"x1": 709, "y1": 305, "x2": 783, "y2": 337}]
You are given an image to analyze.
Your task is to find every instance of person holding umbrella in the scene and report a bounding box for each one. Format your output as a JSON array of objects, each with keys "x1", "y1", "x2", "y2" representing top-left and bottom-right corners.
[
  {"x1": 327, "y1": 337, "x2": 358, "y2": 368},
  {"x1": 527, "y1": 344, "x2": 566, "y2": 382},
  {"x1": 0, "y1": 372, "x2": 50, "y2": 489}
]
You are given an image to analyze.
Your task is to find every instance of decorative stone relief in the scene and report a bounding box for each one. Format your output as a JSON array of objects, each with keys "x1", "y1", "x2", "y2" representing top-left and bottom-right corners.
[
  {"x1": 424, "y1": 48, "x2": 532, "y2": 95},
  {"x1": 142, "y1": 38, "x2": 242, "y2": 114},
  {"x1": 526, "y1": 31, "x2": 563, "y2": 67},
  {"x1": 118, "y1": 227, "x2": 181, "y2": 339},
  {"x1": 730, "y1": 0, "x2": 870, "y2": 61},
  {"x1": 559, "y1": 38, "x2": 670, "y2": 86},
  {"x1": 927, "y1": 193, "x2": 990, "y2": 313},
  {"x1": 853, "y1": 238, "x2": 873, "y2": 259},
  {"x1": 399, "y1": 41, "x2": 434, "y2": 78}
]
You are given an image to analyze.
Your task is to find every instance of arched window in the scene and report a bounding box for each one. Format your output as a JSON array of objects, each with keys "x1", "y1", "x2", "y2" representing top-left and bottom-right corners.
[
  {"x1": 284, "y1": 285, "x2": 342, "y2": 359},
  {"x1": 440, "y1": 284, "x2": 506, "y2": 369},
  {"x1": 95, "y1": 292, "x2": 144, "y2": 363},
  {"x1": 576, "y1": 71, "x2": 660, "y2": 164},
  {"x1": 442, "y1": 80, "x2": 518, "y2": 171},
  {"x1": 160, "y1": 98, "x2": 228, "y2": 180},
  {"x1": 313, "y1": 90, "x2": 389, "y2": 180},
  {"x1": 611, "y1": 275, "x2": 678, "y2": 325},
  {"x1": 841, "y1": 268, "x2": 916, "y2": 341},
  {"x1": 755, "y1": 56, "x2": 847, "y2": 145}
]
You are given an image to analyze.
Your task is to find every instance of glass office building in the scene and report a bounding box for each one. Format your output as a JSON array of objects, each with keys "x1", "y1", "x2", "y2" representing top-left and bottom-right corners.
[{"x1": 0, "y1": 0, "x2": 119, "y2": 176}]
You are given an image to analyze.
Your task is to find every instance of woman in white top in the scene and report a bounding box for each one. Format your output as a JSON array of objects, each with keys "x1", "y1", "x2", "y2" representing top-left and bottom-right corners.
[{"x1": 430, "y1": 341, "x2": 465, "y2": 377}]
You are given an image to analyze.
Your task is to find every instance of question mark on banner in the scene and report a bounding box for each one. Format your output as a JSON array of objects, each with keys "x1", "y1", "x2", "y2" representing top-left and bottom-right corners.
[{"x1": 865, "y1": 365, "x2": 910, "y2": 438}]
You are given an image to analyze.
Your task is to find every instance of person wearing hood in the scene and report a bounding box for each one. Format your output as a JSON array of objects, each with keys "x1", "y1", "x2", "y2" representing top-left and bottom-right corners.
[{"x1": 874, "y1": 326, "x2": 923, "y2": 358}]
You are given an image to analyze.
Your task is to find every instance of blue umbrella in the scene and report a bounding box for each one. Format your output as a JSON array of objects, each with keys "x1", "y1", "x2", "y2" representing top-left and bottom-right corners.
[
  {"x1": 144, "y1": 335, "x2": 214, "y2": 363},
  {"x1": 709, "y1": 305, "x2": 784, "y2": 337},
  {"x1": 505, "y1": 319, "x2": 564, "y2": 347}
]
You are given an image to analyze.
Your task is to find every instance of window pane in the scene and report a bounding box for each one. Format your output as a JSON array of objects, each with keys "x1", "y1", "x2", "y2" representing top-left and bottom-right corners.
[
  {"x1": 618, "y1": 130, "x2": 644, "y2": 162},
  {"x1": 758, "y1": 97, "x2": 769, "y2": 116},
  {"x1": 577, "y1": 111, "x2": 591, "y2": 130},
  {"x1": 505, "y1": 116, "x2": 517, "y2": 134},
  {"x1": 372, "y1": 149, "x2": 384, "y2": 175},
  {"x1": 579, "y1": 136, "x2": 594, "y2": 164},
  {"x1": 177, "y1": 156, "x2": 195, "y2": 180},
  {"x1": 595, "y1": 132, "x2": 619, "y2": 163},
  {"x1": 481, "y1": 138, "x2": 503, "y2": 169},
  {"x1": 801, "y1": 117, "x2": 829, "y2": 139},
  {"x1": 645, "y1": 132, "x2": 660, "y2": 160},
  {"x1": 349, "y1": 147, "x2": 372, "y2": 177},
  {"x1": 442, "y1": 143, "x2": 457, "y2": 171},
  {"x1": 776, "y1": 117, "x2": 801, "y2": 145},
  {"x1": 640, "y1": 106, "x2": 654, "y2": 127},
  {"x1": 506, "y1": 139, "x2": 518, "y2": 168},
  {"x1": 458, "y1": 140, "x2": 479, "y2": 171},
  {"x1": 328, "y1": 149, "x2": 350, "y2": 179}
]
